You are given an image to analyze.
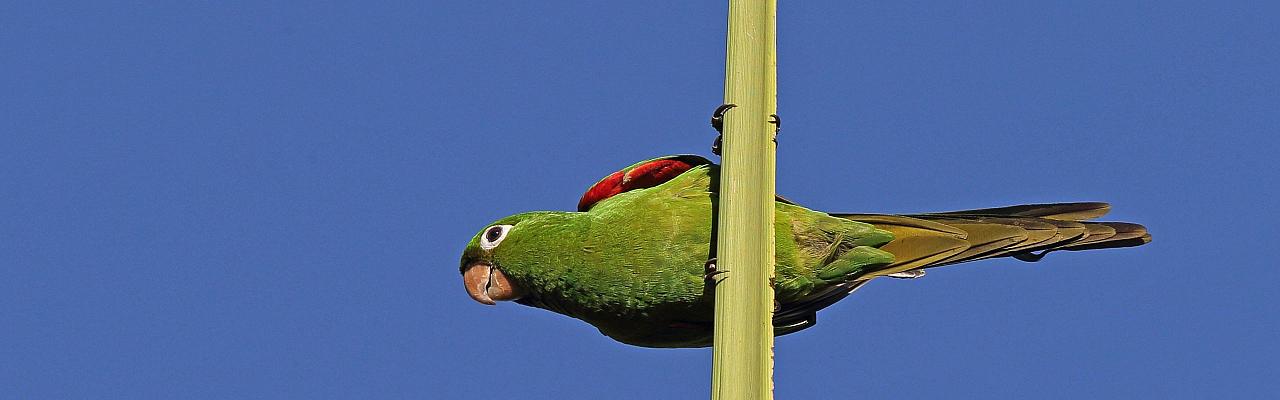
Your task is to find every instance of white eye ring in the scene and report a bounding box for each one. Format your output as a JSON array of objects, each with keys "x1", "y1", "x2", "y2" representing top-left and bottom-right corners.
[{"x1": 479, "y1": 224, "x2": 513, "y2": 250}]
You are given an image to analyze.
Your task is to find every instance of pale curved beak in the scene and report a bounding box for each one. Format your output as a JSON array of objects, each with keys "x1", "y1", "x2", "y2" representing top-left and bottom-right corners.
[{"x1": 462, "y1": 262, "x2": 524, "y2": 305}]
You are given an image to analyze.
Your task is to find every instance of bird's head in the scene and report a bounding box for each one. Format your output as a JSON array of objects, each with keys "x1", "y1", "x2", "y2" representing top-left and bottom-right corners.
[{"x1": 459, "y1": 211, "x2": 570, "y2": 305}]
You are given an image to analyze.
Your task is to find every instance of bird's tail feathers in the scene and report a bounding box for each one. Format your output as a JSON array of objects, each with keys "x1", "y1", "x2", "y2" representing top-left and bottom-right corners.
[{"x1": 834, "y1": 202, "x2": 1151, "y2": 279}]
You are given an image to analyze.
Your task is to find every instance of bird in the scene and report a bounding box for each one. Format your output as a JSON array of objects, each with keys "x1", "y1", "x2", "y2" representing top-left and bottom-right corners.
[{"x1": 459, "y1": 154, "x2": 1150, "y2": 348}]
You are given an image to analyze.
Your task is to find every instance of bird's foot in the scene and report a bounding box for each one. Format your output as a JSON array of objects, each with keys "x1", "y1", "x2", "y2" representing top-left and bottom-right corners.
[
  {"x1": 709, "y1": 104, "x2": 736, "y2": 155},
  {"x1": 769, "y1": 113, "x2": 782, "y2": 145},
  {"x1": 704, "y1": 257, "x2": 726, "y2": 286},
  {"x1": 709, "y1": 105, "x2": 781, "y2": 153},
  {"x1": 710, "y1": 104, "x2": 736, "y2": 134}
]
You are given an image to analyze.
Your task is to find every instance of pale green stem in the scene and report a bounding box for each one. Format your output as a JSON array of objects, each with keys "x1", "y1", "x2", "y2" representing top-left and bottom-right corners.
[{"x1": 710, "y1": 0, "x2": 777, "y2": 399}]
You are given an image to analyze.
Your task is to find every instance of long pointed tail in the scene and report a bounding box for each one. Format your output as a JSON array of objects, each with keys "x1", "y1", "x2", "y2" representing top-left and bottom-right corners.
[
  {"x1": 836, "y1": 202, "x2": 1151, "y2": 279},
  {"x1": 772, "y1": 202, "x2": 1148, "y2": 336}
]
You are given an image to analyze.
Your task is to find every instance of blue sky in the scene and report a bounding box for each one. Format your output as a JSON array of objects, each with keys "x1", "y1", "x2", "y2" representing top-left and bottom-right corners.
[{"x1": 3, "y1": 1, "x2": 1277, "y2": 398}]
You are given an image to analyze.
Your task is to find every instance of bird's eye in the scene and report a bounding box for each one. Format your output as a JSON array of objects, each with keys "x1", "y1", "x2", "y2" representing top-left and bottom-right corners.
[{"x1": 480, "y1": 225, "x2": 513, "y2": 250}]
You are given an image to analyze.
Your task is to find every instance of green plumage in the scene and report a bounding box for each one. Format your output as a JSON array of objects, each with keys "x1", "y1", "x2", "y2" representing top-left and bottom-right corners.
[{"x1": 459, "y1": 155, "x2": 1150, "y2": 348}]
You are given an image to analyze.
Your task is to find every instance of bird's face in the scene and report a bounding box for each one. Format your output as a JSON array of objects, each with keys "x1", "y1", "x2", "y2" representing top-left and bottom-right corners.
[{"x1": 458, "y1": 213, "x2": 541, "y2": 305}]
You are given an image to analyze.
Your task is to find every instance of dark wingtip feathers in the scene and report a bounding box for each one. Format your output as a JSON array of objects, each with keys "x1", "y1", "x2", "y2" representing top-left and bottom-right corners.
[
  {"x1": 919, "y1": 203, "x2": 1149, "y2": 264},
  {"x1": 932, "y1": 202, "x2": 1112, "y2": 221},
  {"x1": 843, "y1": 203, "x2": 1149, "y2": 271}
]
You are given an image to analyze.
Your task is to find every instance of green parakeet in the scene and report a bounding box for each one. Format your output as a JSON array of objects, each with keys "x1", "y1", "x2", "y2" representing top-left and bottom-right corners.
[{"x1": 460, "y1": 155, "x2": 1150, "y2": 348}]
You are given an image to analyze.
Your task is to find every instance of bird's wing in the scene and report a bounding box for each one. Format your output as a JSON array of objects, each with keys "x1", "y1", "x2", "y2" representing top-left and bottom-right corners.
[
  {"x1": 577, "y1": 155, "x2": 800, "y2": 211},
  {"x1": 577, "y1": 155, "x2": 713, "y2": 212}
]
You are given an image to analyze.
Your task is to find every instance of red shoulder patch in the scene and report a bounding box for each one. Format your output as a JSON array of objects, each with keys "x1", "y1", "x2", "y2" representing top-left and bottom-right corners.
[
  {"x1": 577, "y1": 170, "x2": 626, "y2": 212},
  {"x1": 577, "y1": 158, "x2": 699, "y2": 211}
]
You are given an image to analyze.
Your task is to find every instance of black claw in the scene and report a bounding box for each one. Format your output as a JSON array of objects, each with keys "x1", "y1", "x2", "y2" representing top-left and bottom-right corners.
[
  {"x1": 705, "y1": 271, "x2": 727, "y2": 285},
  {"x1": 710, "y1": 104, "x2": 737, "y2": 134},
  {"x1": 769, "y1": 113, "x2": 781, "y2": 144},
  {"x1": 704, "y1": 258, "x2": 725, "y2": 285},
  {"x1": 710, "y1": 104, "x2": 736, "y2": 156}
]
